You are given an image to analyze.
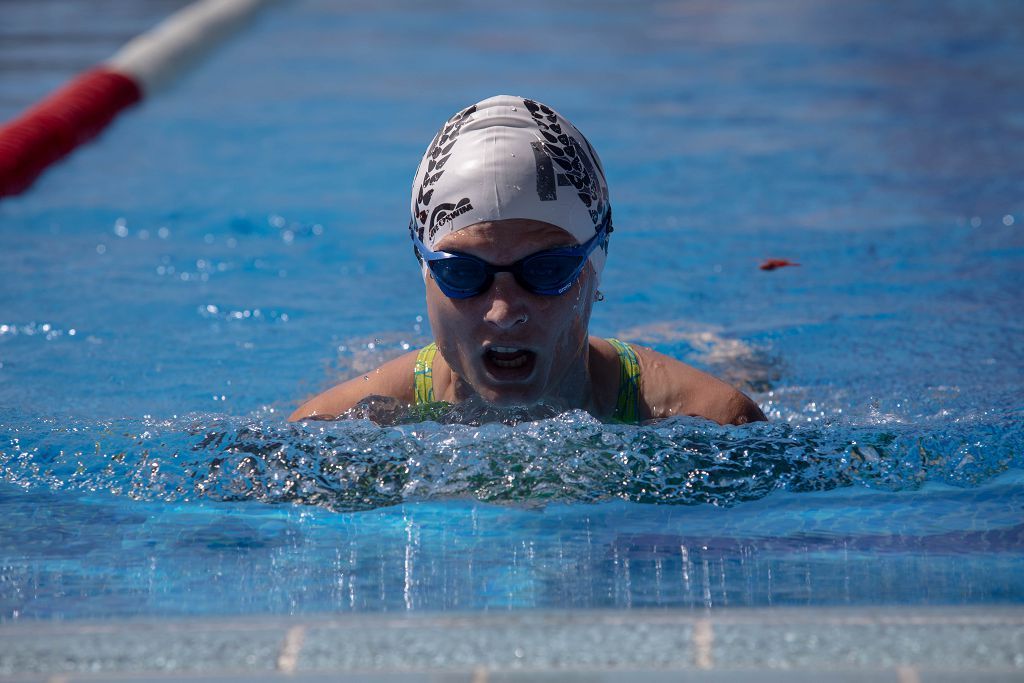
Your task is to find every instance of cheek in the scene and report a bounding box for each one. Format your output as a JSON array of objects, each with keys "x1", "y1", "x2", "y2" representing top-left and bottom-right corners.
[
  {"x1": 424, "y1": 283, "x2": 454, "y2": 349},
  {"x1": 425, "y1": 282, "x2": 477, "y2": 372},
  {"x1": 548, "y1": 274, "x2": 595, "y2": 346},
  {"x1": 570, "y1": 266, "x2": 597, "y2": 318}
]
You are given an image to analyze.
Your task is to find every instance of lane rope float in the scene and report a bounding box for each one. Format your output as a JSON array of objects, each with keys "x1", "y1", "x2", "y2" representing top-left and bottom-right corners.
[{"x1": 0, "y1": 0, "x2": 272, "y2": 199}]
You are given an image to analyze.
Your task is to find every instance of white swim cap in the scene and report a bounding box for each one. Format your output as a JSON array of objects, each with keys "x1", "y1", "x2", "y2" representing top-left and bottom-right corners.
[{"x1": 410, "y1": 95, "x2": 612, "y2": 281}]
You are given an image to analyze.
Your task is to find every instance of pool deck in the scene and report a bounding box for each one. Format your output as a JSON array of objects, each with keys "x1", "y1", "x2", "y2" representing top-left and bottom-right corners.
[{"x1": 2, "y1": 606, "x2": 1022, "y2": 682}]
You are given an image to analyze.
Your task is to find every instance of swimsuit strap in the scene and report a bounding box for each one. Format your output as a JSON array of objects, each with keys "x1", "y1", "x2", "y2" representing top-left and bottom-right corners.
[
  {"x1": 606, "y1": 338, "x2": 641, "y2": 423},
  {"x1": 414, "y1": 342, "x2": 437, "y2": 404}
]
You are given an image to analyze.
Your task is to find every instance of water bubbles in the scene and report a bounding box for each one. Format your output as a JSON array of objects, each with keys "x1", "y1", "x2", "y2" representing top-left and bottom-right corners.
[
  {"x1": 114, "y1": 218, "x2": 129, "y2": 238},
  {"x1": 96, "y1": 244, "x2": 107, "y2": 254},
  {"x1": 269, "y1": 214, "x2": 286, "y2": 229},
  {"x1": 0, "y1": 322, "x2": 70, "y2": 341},
  {"x1": 1003, "y1": 214, "x2": 1015, "y2": 226},
  {"x1": 204, "y1": 234, "x2": 215, "y2": 244},
  {"x1": 970, "y1": 216, "x2": 982, "y2": 228},
  {"x1": 138, "y1": 229, "x2": 150, "y2": 240},
  {"x1": 2, "y1": 399, "x2": 1018, "y2": 514},
  {"x1": 157, "y1": 227, "x2": 170, "y2": 239}
]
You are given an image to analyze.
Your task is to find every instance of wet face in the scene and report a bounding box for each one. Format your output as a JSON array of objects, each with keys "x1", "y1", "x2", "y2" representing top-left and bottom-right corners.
[{"x1": 424, "y1": 219, "x2": 597, "y2": 407}]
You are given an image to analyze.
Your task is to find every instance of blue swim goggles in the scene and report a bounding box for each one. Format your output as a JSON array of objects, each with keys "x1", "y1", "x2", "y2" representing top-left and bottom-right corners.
[{"x1": 413, "y1": 224, "x2": 609, "y2": 299}]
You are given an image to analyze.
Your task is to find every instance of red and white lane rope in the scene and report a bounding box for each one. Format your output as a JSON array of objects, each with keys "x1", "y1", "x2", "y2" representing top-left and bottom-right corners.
[{"x1": 0, "y1": 0, "x2": 271, "y2": 199}]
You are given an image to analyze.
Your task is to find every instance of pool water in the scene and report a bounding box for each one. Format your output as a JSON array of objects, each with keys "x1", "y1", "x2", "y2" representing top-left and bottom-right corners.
[{"x1": 1, "y1": 0, "x2": 1022, "y2": 619}]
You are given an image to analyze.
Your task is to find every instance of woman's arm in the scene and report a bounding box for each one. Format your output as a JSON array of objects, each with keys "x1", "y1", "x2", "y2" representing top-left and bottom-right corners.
[{"x1": 288, "y1": 349, "x2": 420, "y2": 421}]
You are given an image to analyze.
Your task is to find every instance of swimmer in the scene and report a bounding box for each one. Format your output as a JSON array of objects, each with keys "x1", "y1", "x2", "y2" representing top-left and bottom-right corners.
[{"x1": 290, "y1": 96, "x2": 765, "y2": 425}]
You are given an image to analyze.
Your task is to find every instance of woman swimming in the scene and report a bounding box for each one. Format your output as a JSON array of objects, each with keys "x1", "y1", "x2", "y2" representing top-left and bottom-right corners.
[{"x1": 290, "y1": 95, "x2": 765, "y2": 425}]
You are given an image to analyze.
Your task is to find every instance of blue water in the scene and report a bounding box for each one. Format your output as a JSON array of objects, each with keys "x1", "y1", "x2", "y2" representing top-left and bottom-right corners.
[{"x1": 1, "y1": 0, "x2": 1022, "y2": 619}]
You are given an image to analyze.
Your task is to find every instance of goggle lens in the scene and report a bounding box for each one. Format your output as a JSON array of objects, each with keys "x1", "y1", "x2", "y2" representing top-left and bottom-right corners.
[
  {"x1": 520, "y1": 253, "x2": 582, "y2": 291},
  {"x1": 431, "y1": 258, "x2": 489, "y2": 294}
]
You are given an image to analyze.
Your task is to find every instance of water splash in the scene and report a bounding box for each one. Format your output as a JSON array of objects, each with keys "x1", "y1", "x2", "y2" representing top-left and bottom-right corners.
[{"x1": 1, "y1": 407, "x2": 1018, "y2": 512}]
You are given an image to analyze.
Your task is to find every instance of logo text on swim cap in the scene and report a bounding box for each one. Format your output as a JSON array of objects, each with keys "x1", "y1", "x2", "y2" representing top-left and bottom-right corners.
[{"x1": 428, "y1": 197, "x2": 474, "y2": 239}]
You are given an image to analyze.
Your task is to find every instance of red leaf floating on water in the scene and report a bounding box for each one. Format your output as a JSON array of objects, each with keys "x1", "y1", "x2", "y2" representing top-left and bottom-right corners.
[{"x1": 760, "y1": 259, "x2": 800, "y2": 271}]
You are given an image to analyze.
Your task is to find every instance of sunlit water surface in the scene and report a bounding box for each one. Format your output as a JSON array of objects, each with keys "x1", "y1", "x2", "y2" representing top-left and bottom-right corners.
[{"x1": 0, "y1": 0, "x2": 1022, "y2": 618}]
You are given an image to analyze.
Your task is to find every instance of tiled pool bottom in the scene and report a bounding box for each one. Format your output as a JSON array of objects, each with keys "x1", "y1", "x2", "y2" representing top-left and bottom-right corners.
[{"x1": 1, "y1": 607, "x2": 1022, "y2": 682}]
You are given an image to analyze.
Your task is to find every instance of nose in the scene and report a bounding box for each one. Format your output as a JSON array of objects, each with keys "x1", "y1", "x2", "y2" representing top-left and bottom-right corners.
[{"x1": 482, "y1": 273, "x2": 530, "y2": 330}]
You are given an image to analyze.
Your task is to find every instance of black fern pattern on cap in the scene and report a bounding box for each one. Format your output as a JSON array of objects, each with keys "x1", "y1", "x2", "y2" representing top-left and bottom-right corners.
[
  {"x1": 522, "y1": 98, "x2": 610, "y2": 235},
  {"x1": 411, "y1": 105, "x2": 477, "y2": 242}
]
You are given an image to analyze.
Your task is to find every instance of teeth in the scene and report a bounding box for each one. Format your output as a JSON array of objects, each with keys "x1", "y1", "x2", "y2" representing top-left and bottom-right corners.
[
  {"x1": 487, "y1": 346, "x2": 531, "y2": 370},
  {"x1": 492, "y1": 355, "x2": 528, "y2": 368}
]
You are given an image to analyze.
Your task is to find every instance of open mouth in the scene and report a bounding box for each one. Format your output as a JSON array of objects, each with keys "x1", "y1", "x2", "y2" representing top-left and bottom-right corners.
[{"x1": 483, "y1": 345, "x2": 537, "y2": 381}]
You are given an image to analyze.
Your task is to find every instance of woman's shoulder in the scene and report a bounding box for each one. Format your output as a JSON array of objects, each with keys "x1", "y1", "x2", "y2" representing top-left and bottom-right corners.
[
  {"x1": 588, "y1": 337, "x2": 632, "y2": 417},
  {"x1": 288, "y1": 348, "x2": 421, "y2": 421},
  {"x1": 617, "y1": 341, "x2": 766, "y2": 425}
]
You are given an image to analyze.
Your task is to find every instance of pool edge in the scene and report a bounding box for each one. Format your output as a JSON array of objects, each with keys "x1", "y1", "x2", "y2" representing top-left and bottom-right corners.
[{"x1": 1, "y1": 605, "x2": 1022, "y2": 679}]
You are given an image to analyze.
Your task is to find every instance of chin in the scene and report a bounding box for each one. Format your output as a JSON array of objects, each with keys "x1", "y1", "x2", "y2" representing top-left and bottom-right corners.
[{"x1": 476, "y1": 383, "x2": 545, "y2": 408}]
